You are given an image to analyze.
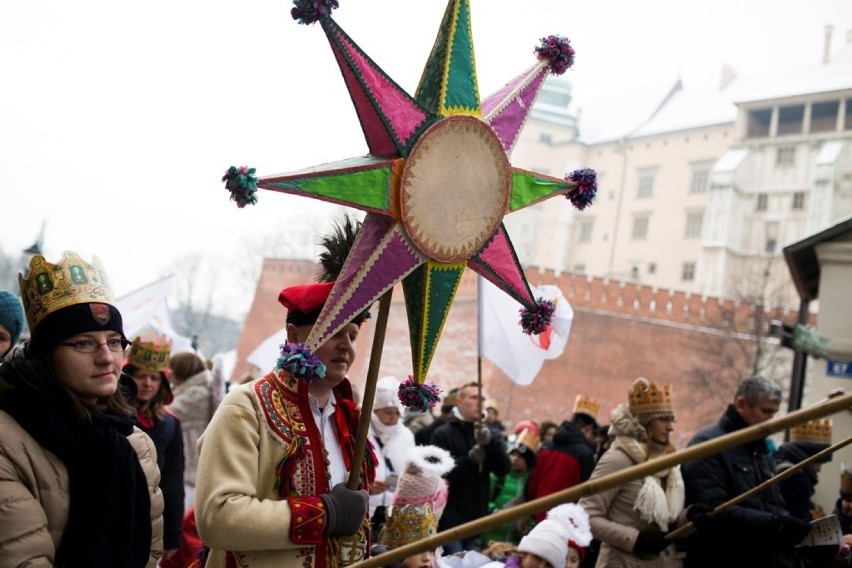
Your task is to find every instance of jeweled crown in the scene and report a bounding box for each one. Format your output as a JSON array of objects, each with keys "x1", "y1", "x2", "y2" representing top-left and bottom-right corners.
[
  {"x1": 789, "y1": 418, "x2": 832, "y2": 446},
  {"x1": 628, "y1": 378, "x2": 674, "y2": 416},
  {"x1": 573, "y1": 394, "x2": 601, "y2": 420},
  {"x1": 382, "y1": 503, "x2": 437, "y2": 549},
  {"x1": 128, "y1": 333, "x2": 173, "y2": 373},
  {"x1": 19, "y1": 251, "x2": 116, "y2": 331}
]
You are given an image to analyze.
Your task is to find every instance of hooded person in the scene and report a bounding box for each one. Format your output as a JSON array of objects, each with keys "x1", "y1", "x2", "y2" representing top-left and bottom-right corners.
[
  {"x1": 369, "y1": 376, "x2": 417, "y2": 539},
  {"x1": 774, "y1": 419, "x2": 833, "y2": 521},
  {"x1": 194, "y1": 215, "x2": 378, "y2": 568},
  {"x1": 578, "y1": 377, "x2": 687, "y2": 567},
  {"x1": 0, "y1": 251, "x2": 164, "y2": 567},
  {"x1": 0, "y1": 290, "x2": 25, "y2": 358},
  {"x1": 373, "y1": 445, "x2": 455, "y2": 568},
  {"x1": 124, "y1": 331, "x2": 185, "y2": 560}
]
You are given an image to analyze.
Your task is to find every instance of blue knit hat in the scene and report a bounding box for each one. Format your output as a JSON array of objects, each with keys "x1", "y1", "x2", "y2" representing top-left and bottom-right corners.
[{"x1": 0, "y1": 290, "x2": 25, "y2": 354}]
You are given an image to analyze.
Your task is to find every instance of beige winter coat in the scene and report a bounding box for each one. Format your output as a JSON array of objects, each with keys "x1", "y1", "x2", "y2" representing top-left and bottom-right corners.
[
  {"x1": 168, "y1": 370, "x2": 214, "y2": 486},
  {"x1": 0, "y1": 410, "x2": 164, "y2": 568}
]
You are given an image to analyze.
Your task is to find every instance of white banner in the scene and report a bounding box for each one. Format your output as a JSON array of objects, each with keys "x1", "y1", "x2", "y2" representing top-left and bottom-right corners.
[{"x1": 479, "y1": 278, "x2": 573, "y2": 385}]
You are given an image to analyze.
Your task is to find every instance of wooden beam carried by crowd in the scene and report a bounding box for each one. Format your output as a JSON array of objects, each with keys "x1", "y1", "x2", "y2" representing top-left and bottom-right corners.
[
  {"x1": 354, "y1": 389, "x2": 852, "y2": 568},
  {"x1": 666, "y1": 432, "x2": 852, "y2": 540}
]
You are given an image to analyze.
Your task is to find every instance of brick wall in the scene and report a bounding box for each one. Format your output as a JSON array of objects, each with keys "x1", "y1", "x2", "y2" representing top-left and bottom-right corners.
[{"x1": 234, "y1": 260, "x2": 801, "y2": 446}]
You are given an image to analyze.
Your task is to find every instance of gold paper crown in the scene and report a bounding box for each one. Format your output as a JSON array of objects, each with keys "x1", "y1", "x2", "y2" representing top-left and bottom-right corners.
[
  {"x1": 789, "y1": 419, "x2": 832, "y2": 446},
  {"x1": 573, "y1": 395, "x2": 601, "y2": 420},
  {"x1": 628, "y1": 378, "x2": 674, "y2": 416},
  {"x1": 514, "y1": 427, "x2": 541, "y2": 452},
  {"x1": 382, "y1": 503, "x2": 437, "y2": 549},
  {"x1": 841, "y1": 463, "x2": 852, "y2": 497},
  {"x1": 19, "y1": 251, "x2": 116, "y2": 331},
  {"x1": 128, "y1": 334, "x2": 173, "y2": 373}
]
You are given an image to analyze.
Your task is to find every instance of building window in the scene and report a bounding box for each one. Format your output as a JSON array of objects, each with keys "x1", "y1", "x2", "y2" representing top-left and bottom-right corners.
[
  {"x1": 846, "y1": 98, "x2": 852, "y2": 131},
  {"x1": 756, "y1": 193, "x2": 768, "y2": 212},
  {"x1": 539, "y1": 133, "x2": 552, "y2": 144},
  {"x1": 690, "y1": 163, "x2": 711, "y2": 193},
  {"x1": 746, "y1": 108, "x2": 771, "y2": 138},
  {"x1": 765, "y1": 221, "x2": 779, "y2": 254},
  {"x1": 777, "y1": 104, "x2": 804, "y2": 136},
  {"x1": 681, "y1": 262, "x2": 696, "y2": 281},
  {"x1": 632, "y1": 216, "x2": 649, "y2": 240},
  {"x1": 792, "y1": 191, "x2": 805, "y2": 210},
  {"x1": 776, "y1": 146, "x2": 795, "y2": 166},
  {"x1": 636, "y1": 169, "x2": 655, "y2": 198},
  {"x1": 573, "y1": 264, "x2": 586, "y2": 274},
  {"x1": 578, "y1": 220, "x2": 594, "y2": 243},
  {"x1": 685, "y1": 212, "x2": 703, "y2": 239},
  {"x1": 648, "y1": 262, "x2": 657, "y2": 274},
  {"x1": 811, "y1": 100, "x2": 839, "y2": 133}
]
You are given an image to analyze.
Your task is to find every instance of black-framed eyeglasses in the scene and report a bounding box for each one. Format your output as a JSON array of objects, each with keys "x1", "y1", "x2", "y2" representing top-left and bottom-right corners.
[{"x1": 58, "y1": 338, "x2": 130, "y2": 353}]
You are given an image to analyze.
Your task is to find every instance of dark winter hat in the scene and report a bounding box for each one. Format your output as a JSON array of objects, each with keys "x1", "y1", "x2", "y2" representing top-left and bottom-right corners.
[
  {"x1": 509, "y1": 442, "x2": 536, "y2": 469},
  {"x1": 29, "y1": 303, "x2": 125, "y2": 358},
  {"x1": 0, "y1": 291, "x2": 25, "y2": 353}
]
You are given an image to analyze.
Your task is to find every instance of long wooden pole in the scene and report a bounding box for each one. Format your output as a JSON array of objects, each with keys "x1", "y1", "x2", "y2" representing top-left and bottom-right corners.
[
  {"x1": 353, "y1": 390, "x2": 852, "y2": 568},
  {"x1": 666, "y1": 432, "x2": 852, "y2": 540},
  {"x1": 347, "y1": 290, "x2": 393, "y2": 489}
]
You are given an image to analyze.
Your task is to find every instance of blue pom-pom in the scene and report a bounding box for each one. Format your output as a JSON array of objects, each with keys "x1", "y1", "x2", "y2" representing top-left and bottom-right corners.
[
  {"x1": 222, "y1": 165, "x2": 258, "y2": 208},
  {"x1": 565, "y1": 168, "x2": 597, "y2": 211},
  {"x1": 397, "y1": 377, "x2": 441, "y2": 412},
  {"x1": 534, "y1": 35, "x2": 575, "y2": 76},
  {"x1": 291, "y1": 0, "x2": 339, "y2": 25},
  {"x1": 275, "y1": 342, "x2": 327, "y2": 383},
  {"x1": 519, "y1": 298, "x2": 556, "y2": 335}
]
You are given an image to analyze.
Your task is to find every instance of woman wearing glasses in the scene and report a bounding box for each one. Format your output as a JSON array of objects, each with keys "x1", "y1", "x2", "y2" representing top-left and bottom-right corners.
[{"x1": 0, "y1": 251, "x2": 164, "y2": 567}]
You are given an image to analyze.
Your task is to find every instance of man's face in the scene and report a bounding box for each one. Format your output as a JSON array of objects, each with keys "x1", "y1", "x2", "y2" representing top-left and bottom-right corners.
[
  {"x1": 736, "y1": 396, "x2": 780, "y2": 426},
  {"x1": 288, "y1": 322, "x2": 359, "y2": 385},
  {"x1": 456, "y1": 385, "x2": 484, "y2": 421}
]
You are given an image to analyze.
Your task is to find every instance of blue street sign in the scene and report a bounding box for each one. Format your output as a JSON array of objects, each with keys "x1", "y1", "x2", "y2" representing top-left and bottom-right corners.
[{"x1": 826, "y1": 360, "x2": 852, "y2": 378}]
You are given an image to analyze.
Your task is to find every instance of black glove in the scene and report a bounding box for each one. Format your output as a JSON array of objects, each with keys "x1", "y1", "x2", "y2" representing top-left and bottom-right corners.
[
  {"x1": 320, "y1": 483, "x2": 369, "y2": 537},
  {"x1": 772, "y1": 515, "x2": 810, "y2": 544},
  {"x1": 633, "y1": 530, "x2": 670, "y2": 556},
  {"x1": 468, "y1": 445, "x2": 486, "y2": 464},
  {"x1": 475, "y1": 427, "x2": 492, "y2": 446},
  {"x1": 686, "y1": 503, "x2": 715, "y2": 530}
]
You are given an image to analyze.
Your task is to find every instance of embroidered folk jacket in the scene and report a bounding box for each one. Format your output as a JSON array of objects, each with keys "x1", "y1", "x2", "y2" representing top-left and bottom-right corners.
[{"x1": 195, "y1": 369, "x2": 375, "y2": 568}]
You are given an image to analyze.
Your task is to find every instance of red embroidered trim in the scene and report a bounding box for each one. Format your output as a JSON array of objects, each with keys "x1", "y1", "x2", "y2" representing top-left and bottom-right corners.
[{"x1": 288, "y1": 496, "x2": 326, "y2": 545}]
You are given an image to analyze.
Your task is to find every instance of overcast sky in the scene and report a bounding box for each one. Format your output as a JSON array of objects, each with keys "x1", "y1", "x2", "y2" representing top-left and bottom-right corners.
[{"x1": 2, "y1": 0, "x2": 850, "y2": 318}]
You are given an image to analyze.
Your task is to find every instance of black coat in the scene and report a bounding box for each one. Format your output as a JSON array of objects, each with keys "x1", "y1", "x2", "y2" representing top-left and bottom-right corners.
[
  {"x1": 430, "y1": 415, "x2": 511, "y2": 533},
  {"x1": 544, "y1": 420, "x2": 597, "y2": 481},
  {"x1": 138, "y1": 413, "x2": 185, "y2": 550},
  {"x1": 681, "y1": 404, "x2": 790, "y2": 568},
  {"x1": 774, "y1": 442, "x2": 822, "y2": 521}
]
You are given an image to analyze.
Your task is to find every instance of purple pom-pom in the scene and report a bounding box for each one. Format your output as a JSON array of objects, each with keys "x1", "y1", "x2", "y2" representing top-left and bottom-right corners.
[
  {"x1": 534, "y1": 35, "x2": 575, "y2": 76},
  {"x1": 397, "y1": 376, "x2": 441, "y2": 412},
  {"x1": 275, "y1": 342, "x2": 327, "y2": 383},
  {"x1": 519, "y1": 298, "x2": 556, "y2": 335},
  {"x1": 222, "y1": 165, "x2": 258, "y2": 208},
  {"x1": 565, "y1": 168, "x2": 597, "y2": 211},
  {"x1": 291, "y1": 0, "x2": 339, "y2": 25}
]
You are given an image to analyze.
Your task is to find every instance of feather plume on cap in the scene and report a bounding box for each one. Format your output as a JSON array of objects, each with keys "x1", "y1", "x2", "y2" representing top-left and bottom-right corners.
[{"x1": 317, "y1": 214, "x2": 362, "y2": 283}]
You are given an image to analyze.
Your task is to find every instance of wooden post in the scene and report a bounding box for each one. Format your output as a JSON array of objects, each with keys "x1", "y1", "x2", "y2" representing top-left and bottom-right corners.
[{"x1": 347, "y1": 290, "x2": 393, "y2": 489}]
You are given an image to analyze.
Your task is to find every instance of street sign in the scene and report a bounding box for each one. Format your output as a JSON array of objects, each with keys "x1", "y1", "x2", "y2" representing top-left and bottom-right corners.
[
  {"x1": 794, "y1": 324, "x2": 830, "y2": 359},
  {"x1": 827, "y1": 360, "x2": 852, "y2": 378}
]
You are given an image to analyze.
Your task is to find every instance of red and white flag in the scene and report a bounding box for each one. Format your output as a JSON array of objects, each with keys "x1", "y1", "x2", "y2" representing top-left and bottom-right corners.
[{"x1": 478, "y1": 277, "x2": 573, "y2": 385}]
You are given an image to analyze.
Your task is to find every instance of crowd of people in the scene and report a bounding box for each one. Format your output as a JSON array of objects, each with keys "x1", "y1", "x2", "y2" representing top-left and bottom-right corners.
[{"x1": 1, "y1": 248, "x2": 851, "y2": 568}]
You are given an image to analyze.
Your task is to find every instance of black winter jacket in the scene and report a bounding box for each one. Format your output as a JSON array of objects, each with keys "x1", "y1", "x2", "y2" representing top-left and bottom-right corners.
[
  {"x1": 681, "y1": 404, "x2": 790, "y2": 568},
  {"x1": 430, "y1": 415, "x2": 511, "y2": 533}
]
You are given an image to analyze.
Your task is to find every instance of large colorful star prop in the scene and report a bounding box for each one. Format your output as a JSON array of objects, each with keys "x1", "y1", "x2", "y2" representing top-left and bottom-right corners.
[{"x1": 224, "y1": 0, "x2": 597, "y2": 390}]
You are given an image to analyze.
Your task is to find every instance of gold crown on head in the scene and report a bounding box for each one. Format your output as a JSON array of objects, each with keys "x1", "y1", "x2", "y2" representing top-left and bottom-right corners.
[
  {"x1": 382, "y1": 503, "x2": 437, "y2": 549},
  {"x1": 19, "y1": 251, "x2": 116, "y2": 331},
  {"x1": 128, "y1": 334, "x2": 173, "y2": 373},
  {"x1": 789, "y1": 419, "x2": 832, "y2": 446},
  {"x1": 573, "y1": 395, "x2": 601, "y2": 419},
  {"x1": 628, "y1": 377, "x2": 674, "y2": 416}
]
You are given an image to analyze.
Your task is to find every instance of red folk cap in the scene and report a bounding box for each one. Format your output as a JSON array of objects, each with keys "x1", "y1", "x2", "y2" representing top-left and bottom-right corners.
[{"x1": 278, "y1": 281, "x2": 335, "y2": 327}]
